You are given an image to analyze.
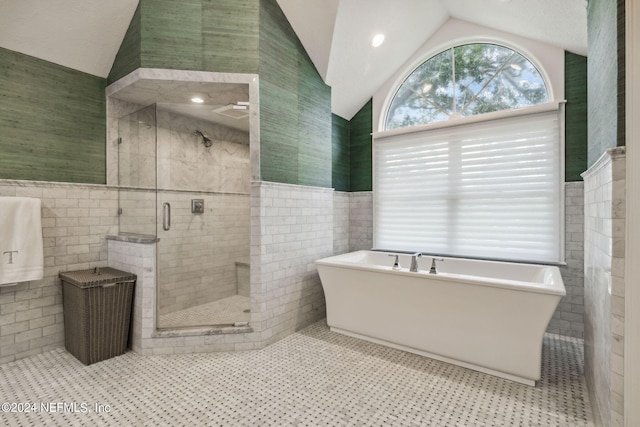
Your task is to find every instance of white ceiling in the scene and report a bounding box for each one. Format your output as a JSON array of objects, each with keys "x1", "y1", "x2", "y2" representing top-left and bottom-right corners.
[
  {"x1": 0, "y1": 0, "x2": 587, "y2": 121},
  {"x1": 0, "y1": 0, "x2": 138, "y2": 78}
]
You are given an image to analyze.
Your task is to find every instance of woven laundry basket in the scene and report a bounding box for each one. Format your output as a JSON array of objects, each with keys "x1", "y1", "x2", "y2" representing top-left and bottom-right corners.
[{"x1": 60, "y1": 267, "x2": 136, "y2": 365}]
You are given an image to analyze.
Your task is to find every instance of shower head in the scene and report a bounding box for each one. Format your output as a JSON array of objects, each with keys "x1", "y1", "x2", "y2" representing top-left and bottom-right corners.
[{"x1": 193, "y1": 130, "x2": 212, "y2": 148}]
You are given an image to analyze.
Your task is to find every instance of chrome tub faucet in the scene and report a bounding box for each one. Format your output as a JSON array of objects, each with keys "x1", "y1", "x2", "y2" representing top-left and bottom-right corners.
[
  {"x1": 410, "y1": 252, "x2": 422, "y2": 272},
  {"x1": 429, "y1": 257, "x2": 444, "y2": 274}
]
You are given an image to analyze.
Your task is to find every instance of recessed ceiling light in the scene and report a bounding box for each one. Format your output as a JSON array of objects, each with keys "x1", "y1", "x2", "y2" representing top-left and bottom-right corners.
[
  {"x1": 191, "y1": 97, "x2": 204, "y2": 104},
  {"x1": 371, "y1": 34, "x2": 385, "y2": 48}
]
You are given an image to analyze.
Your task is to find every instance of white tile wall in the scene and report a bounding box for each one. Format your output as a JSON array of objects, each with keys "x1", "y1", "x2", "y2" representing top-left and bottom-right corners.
[
  {"x1": 333, "y1": 191, "x2": 373, "y2": 254},
  {"x1": 251, "y1": 181, "x2": 333, "y2": 345},
  {"x1": 0, "y1": 178, "x2": 588, "y2": 365},
  {"x1": 0, "y1": 180, "x2": 119, "y2": 364},
  {"x1": 582, "y1": 147, "x2": 626, "y2": 427},
  {"x1": 348, "y1": 192, "x2": 373, "y2": 251},
  {"x1": 550, "y1": 182, "x2": 586, "y2": 338},
  {"x1": 333, "y1": 192, "x2": 350, "y2": 255},
  {"x1": 107, "y1": 239, "x2": 156, "y2": 354}
]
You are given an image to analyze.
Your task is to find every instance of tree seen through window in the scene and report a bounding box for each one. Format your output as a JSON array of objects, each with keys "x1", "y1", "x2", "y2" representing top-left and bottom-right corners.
[{"x1": 385, "y1": 43, "x2": 548, "y2": 130}]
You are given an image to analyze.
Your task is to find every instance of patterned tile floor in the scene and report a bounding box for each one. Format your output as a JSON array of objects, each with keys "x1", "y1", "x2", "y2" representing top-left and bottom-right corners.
[
  {"x1": 0, "y1": 320, "x2": 593, "y2": 427},
  {"x1": 158, "y1": 295, "x2": 250, "y2": 329}
]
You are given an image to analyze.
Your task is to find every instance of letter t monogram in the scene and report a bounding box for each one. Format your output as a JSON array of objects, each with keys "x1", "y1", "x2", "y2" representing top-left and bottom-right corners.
[{"x1": 2, "y1": 250, "x2": 19, "y2": 264}]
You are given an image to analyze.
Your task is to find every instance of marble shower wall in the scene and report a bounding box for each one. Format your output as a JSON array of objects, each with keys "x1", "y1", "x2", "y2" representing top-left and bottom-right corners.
[
  {"x1": 156, "y1": 108, "x2": 249, "y2": 193},
  {"x1": 157, "y1": 191, "x2": 249, "y2": 317},
  {"x1": 156, "y1": 111, "x2": 250, "y2": 317},
  {"x1": 111, "y1": 103, "x2": 251, "y2": 317}
]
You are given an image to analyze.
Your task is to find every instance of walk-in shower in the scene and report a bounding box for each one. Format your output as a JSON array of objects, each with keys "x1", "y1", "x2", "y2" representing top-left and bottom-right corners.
[{"x1": 112, "y1": 79, "x2": 251, "y2": 330}]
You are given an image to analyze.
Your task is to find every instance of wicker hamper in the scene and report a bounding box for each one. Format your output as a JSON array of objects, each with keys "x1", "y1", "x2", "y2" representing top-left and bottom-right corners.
[{"x1": 60, "y1": 267, "x2": 136, "y2": 365}]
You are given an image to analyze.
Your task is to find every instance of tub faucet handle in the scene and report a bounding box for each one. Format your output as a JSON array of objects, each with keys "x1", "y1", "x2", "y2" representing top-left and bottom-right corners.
[
  {"x1": 429, "y1": 258, "x2": 444, "y2": 274},
  {"x1": 410, "y1": 252, "x2": 422, "y2": 272},
  {"x1": 388, "y1": 254, "x2": 401, "y2": 270}
]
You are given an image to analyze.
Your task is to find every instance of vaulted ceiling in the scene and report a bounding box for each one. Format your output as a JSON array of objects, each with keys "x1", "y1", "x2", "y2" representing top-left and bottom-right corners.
[
  {"x1": 0, "y1": 0, "x2": 587, "y2": 120},
  {"x1": 277, "y1": 0, "x2": 587, "y2": 119},
  {"x1": 0, "y1": 0, "x2": 138, "y2": 78}
]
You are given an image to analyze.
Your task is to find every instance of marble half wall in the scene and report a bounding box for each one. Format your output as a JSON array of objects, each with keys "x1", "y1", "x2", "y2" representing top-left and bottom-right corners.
[
  {"x1": 251, "y1": 181, "x2": 333, "y2": 345},
  {"x1": 582, "y1": 147, "x2": 626, "y2": 427}
]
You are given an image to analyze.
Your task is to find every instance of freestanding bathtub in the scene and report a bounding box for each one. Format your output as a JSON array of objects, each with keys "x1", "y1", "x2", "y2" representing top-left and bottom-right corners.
[{"x1": 316, "y1": 250, "x2": 566, "y2": 386}]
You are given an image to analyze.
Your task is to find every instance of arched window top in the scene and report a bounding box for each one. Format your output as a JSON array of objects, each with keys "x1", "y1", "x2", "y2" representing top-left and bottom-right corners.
[{"x1": 385, "y1": 43, "x2": 549, "y2": 130}]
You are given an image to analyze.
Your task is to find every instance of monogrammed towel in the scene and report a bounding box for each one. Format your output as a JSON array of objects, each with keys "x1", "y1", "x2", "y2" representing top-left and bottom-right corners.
[{"x1": 0, "y1": 197, "x2": 44, "y2": 286}]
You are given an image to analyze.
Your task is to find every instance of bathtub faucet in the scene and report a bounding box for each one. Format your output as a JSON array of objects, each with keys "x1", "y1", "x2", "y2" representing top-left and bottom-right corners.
[
  {"x1": 389, "y1": 254, "x2": 401, "y2": 270},
  {"x1": 410, "y1": 253, "x2": 422, "y2": 272},
  {"x1": 429, "y1": 258, "x2": 444, "y2": 274}
]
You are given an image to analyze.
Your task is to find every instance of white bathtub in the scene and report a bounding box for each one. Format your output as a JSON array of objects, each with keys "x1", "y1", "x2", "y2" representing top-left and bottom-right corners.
[{"x1": 316, "y1": 250, "x2": 566, "y2": 386}]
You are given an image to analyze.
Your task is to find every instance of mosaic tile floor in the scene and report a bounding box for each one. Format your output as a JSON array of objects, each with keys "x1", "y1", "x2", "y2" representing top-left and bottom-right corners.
[
  {"x1": 158, "y1": 295, "x2": 250, "y2": 329},
  {"x1": 0, "y1": 320, "x2": 593, "y2": 427}
]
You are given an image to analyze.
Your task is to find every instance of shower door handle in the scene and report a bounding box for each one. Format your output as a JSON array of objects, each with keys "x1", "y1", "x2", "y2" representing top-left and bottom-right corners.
[{"x1": 163, "y1": 202, "x2": 171, "y2": 231}]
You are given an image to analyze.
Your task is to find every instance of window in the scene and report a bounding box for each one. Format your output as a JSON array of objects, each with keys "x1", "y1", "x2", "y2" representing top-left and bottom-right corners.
[
  {"x1": 375, "y1": 43, "x2": 563, "y2": 264},
  {"x1": 385, "y1": 43, "x2": 548, "y2": 130}
]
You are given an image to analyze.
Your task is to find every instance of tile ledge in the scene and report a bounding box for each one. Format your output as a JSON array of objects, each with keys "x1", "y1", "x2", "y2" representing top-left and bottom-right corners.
[
  {"x1": 0, "y1": 179, "x2": 116, "y2": 190},
  {"x1": 106, "y1": 233, "x2": 158, "y2": 244},
  {"x1": 252, "y1": 180, "x2": 335, "y2": 193},
  {"x1": 582, "y1": 147, "x2": 626, "y2": 179}
]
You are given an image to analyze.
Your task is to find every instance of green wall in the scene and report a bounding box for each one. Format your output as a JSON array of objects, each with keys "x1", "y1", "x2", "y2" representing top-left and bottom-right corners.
[
  {"x1": 0, "y1": 48, "x2": 106, "y2": 183},
  {"x1": 616, "y1": 0, "x2": 625, "y2": 148},
  {"x1": 110, "y1": 0, "x2": 333, "y2": 188},
  {"x1": 2, "y1": 0, "x2": 590, "y2": 189},
  {"x1": 108, "y1": 0, "x2": 259, "y2": 84},
  {"x1": 565, "y1": 52, "x2": 588, "y2": 181},
  {"x1": 331, "y1": 100, "x2": 372, "y2": 193},
  {"x1": 332, "y1": 114, "x2": 350, "y2": 191},
  {"x1": 349, "y1": 100, "x2": 373, "y2": 192},
  {"x1": 108, "y1": 3, "x2": 141, "y2": 84},
  {"x1": 258, "y1": 0, "x2": 332, "y2": 187}
]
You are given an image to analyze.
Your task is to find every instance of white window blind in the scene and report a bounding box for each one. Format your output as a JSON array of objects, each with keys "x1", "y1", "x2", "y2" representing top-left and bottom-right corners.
[{"x1": 374, "y1": 108, "x2": 563, "y2": 264}]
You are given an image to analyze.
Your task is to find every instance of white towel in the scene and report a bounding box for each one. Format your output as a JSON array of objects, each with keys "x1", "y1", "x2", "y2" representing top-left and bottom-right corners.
[{"x1": 0, "y1": 197, "x2": 44, "y2": 286}]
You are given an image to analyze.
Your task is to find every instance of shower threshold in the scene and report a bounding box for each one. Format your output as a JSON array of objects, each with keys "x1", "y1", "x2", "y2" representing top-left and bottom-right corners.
[{"x1": 158, "y1": 294, "x2": 250, "y2": 329}]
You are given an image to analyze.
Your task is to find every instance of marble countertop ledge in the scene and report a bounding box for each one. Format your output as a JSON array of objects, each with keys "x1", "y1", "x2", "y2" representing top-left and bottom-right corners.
[{"x1": 106, "y1": 233, "x2": 159, "y2": 244}]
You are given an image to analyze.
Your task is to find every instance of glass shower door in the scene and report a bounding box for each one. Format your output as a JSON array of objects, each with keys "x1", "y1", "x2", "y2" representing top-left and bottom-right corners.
[
  {"x1": 116, "y1": 91, "x2": 251, "y2": 331},
  {"x1": 154, "y1": 105, "x2": 251, "y2": 329}
]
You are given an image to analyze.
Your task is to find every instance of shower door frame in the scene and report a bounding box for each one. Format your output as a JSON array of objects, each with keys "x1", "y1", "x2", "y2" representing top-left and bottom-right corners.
[{"x1": 107, "y1": 69, "x2": 260, "y2": 334}]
